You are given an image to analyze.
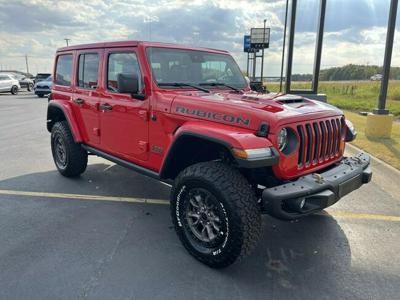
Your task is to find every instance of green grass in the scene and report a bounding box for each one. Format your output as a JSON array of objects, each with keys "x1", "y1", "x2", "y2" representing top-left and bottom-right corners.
[
  {"x1": 267, "y1": 80, "x2": 400, "y2": 117},
  {"x1": 344, "y1": 111, "x2": 400, "y2": 170}
]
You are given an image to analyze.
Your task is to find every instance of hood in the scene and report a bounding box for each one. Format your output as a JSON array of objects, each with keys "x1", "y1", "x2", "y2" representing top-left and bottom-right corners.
[{"x1": 170, "y1": 90, "x2": 343, "y2": 133}]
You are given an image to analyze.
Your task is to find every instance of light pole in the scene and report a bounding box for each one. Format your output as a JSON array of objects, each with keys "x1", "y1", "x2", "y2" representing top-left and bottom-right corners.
[
  {"x1": 374, "y1": 0, "x2": 398, "y2": 115},
  {"x1": 280, "y1": 0, "x2": 289, "y2": 92},
  {"x1": 64, "y1": 38, "x2": 71, "y2": 46},
  {"x1": 365, "y1": 0, "x2": 398, "y2": 138},
  {"x1": 260, "y1": 19, "x2": 266, "y2": 83}
]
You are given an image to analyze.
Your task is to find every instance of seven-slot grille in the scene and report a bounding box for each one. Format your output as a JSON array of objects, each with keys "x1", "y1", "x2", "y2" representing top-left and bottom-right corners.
[{"x1": 296, "y1": 117, "x2": 344, "y2": 168}]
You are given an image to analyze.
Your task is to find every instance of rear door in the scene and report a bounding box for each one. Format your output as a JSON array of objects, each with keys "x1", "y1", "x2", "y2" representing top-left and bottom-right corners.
[
  {"x1": 3, "y1": 75, "x2": 13, "y2": 90},
  {"x1": 98, "y1": 48, "x2": 149, "y2": 162},
  {"x1": 72, "y1": 51, "x2": 102, "y2": 145}
]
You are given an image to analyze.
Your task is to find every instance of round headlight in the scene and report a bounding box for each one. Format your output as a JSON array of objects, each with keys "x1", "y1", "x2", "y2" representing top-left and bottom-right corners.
[{"x1": 278, "y1": 128, "x2": 288, "y2": 151}]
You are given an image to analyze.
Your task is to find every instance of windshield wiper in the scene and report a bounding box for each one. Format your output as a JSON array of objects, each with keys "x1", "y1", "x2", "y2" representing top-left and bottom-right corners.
[
  {"x1": 158, "y1": 82, "x2": 210, "y2": 93},
  {"x1": 199, "y1": 82, "x2": 243, "y2": 93}
]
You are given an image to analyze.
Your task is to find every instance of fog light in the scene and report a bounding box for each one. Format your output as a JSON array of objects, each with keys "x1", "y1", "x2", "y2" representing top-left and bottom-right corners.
[
  {"x1": 287, "y1": 197, "x2": 306, "y2": 212},
  {"x1": 299, "y1": 198, "x2": 306, "y2": 209}
]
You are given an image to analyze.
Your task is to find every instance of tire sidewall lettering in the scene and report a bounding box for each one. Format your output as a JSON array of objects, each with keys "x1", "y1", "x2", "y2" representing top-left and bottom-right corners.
[
  {"x1": 175, "y1": 182, "x2": 230, "y2": 257},
  {"x1": 175, "y1": 184, "x2": 186, "y2": 227}
]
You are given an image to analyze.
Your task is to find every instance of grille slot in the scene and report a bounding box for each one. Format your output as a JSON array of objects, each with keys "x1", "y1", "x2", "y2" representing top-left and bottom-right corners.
[
  {"x1": 297, "y1": 117, "x2": 343, "y2": 168},
  {"x1": 297, "y1": 125, "x2": 305, "y2": 166}
]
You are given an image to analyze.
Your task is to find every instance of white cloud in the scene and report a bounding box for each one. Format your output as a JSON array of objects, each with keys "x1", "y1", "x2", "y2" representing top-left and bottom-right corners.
[{"x1": 0, "y1": 0, "x2": 398, "y2": 75}]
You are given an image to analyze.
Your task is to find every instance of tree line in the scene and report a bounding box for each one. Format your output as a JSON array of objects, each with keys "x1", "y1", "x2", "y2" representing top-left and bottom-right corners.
[{"x1": 291, "y1": 64, "x2": 400, "y2": 81}]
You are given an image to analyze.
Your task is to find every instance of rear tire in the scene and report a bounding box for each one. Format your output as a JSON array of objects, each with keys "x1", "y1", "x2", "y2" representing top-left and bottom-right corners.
[
  {"x1": 51, "y1": 121, "x2": 87, "y2": 177},
  {"x1": 11, "y1": 86, "x2": 18, "y2": 95},
  {"x1": 27, "y1": 83, "x2": 33, "y2": 91},
  {"x1": 37, "y1": 94, "x2": 44, "y2": 98},
  {"x1": 170, "y1": 161, "x2": 262, "y2": 268}
]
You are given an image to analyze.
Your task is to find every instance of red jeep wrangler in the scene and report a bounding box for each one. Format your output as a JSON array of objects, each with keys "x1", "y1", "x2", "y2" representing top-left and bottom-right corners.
[{"x1": 47, "y1": 41, "x2": 371, "y2": 268}]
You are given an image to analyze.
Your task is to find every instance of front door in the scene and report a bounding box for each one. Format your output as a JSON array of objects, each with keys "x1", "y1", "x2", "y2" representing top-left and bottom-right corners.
[
  {"x1": 72, "y1": 51, "x2": 102, "y2": 145},
  {"x1": 99, "y1": 49, "x2": 149, "y2": 162},
  {"x1": 0, "y1": 75, "x2": 7, "y2": 91}
]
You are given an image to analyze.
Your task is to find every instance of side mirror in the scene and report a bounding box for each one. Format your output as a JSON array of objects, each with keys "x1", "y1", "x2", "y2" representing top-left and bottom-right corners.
[{"x1": 117, "y1": 73, "x2": 145, "y2": 100}]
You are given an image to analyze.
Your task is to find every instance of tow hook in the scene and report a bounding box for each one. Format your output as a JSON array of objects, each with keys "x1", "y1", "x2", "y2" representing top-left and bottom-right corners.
[{"x1": 312, "y1": 173, "x2": 324, "y2": 184}]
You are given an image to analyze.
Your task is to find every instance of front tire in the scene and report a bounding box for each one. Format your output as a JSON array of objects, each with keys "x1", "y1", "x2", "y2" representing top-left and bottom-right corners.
[
  {"x1": 37, "y1": 94, "x2": 44, "y2": 98},
  {"x1": 11, "y1": 85, "x2": 18, "y2": 95},
  {"x1": 170, "y1": 162, "x2": 262, "y2": 268},
  {"x1": 51, "y1": 121, "x2": 88, "y2": 177}
]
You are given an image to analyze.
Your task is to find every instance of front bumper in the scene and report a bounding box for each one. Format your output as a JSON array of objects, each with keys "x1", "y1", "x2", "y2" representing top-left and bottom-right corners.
[{"x1": 262, "y1": 152, "x2": 372, "y2": 220}]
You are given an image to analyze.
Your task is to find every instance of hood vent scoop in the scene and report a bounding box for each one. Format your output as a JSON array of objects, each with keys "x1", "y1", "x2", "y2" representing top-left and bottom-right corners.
[{"x1": 276, "y1": 97, "x2": 306, "y2": 104}]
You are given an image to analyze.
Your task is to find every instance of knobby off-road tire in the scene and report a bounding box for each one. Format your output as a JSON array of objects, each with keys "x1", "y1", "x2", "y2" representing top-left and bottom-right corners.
[
  {"x1": 170, "y1": 161, "x2": 262, "y2": 268},
  {"x1": 51, "y1": 121, "x2": 87, "y2": 177}
]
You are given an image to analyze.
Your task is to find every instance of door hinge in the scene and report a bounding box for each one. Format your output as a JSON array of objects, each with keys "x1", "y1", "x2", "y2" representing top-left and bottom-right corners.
[
  {"x1": 138, "y1": 110, "x2": 148, "y2": 121},
  {"x1": 138, "y1": 141, "x2": 149, "y2": 152},
  {"x1": 93, "y1": 128, "x2": 100, "y2": 136}
]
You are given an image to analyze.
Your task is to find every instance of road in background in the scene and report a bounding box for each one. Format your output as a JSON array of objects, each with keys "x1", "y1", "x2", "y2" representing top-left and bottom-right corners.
[{"x1": 0, "y1": 92, "x2": 399, "y2": 299}]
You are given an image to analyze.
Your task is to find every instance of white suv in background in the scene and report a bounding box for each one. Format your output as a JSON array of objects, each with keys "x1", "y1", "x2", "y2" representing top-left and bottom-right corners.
[{"x1": 0, "y1": 74, "x2": 20, "y2": 95}]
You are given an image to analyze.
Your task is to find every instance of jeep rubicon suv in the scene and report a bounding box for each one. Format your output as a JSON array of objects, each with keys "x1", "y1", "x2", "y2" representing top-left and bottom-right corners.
[{"x1": 47, "y1": 41, "x2": 371, "y2": 268}]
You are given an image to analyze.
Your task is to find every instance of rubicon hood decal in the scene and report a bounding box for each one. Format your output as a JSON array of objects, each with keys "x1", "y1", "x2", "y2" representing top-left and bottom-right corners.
[{"x1": 176, "y1": 106, "x2": 251, "y2": 126}]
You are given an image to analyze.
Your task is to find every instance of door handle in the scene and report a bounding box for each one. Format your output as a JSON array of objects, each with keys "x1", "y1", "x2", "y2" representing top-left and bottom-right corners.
[
  {"x1": 73, "y1": 98, "x2": 84, "y2": 105},
  {"x1": 99, "y1": 103, "x2": 113, "y2": 111}
]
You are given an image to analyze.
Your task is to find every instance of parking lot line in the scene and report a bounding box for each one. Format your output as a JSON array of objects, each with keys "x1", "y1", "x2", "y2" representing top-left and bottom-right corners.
[
  {"x1": 321, "y1": 210, "x2": 400, "y2": 222},
  {"x1": 0, "y1": 188, "x2": 399, "y2": 222},
  {"x1": 0, "y1": 189, "x2": 169, "y2": 205}
]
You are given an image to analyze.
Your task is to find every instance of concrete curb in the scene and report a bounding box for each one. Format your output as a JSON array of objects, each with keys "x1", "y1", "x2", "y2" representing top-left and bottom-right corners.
[
  {"x1": 346, "y1": 142, "x2": 400, "y2": 200},
  {"x1": 346, "y1": 143, "x2": 400, "y2": 175}
]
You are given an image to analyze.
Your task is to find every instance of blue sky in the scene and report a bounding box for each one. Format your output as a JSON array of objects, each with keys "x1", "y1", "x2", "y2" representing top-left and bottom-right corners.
[{"x1": 0, "y1": 0, "x2": 398, "y2": 75}]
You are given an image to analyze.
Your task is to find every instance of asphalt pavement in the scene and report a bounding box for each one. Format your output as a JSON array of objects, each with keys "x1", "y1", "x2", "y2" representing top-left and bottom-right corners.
[{"x1": 0, "y1": 92, "x2": 399, "y2": 300}]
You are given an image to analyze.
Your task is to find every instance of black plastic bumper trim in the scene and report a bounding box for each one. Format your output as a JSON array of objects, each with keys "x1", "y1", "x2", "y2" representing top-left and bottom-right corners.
[{"x1": 262, "y1": 152, "x2": 371, "y2": 220}]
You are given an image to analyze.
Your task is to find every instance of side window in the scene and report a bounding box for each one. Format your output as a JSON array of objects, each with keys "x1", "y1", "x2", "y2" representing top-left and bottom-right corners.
[
  {"x1": 0, "y1": 75, "x2": 6, "y2": 81},
  {"x1": 107, "y1": 52, "x2": 142, "y2": 92},
  {"x1": 55, "y1": 54, "x2": 73, "y2": 86},
  {"x1": 77, "y1": 53, "x2": 99, "y2": 89}
]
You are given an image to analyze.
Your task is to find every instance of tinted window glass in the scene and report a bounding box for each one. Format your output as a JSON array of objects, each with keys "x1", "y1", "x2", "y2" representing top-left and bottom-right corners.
[
  {"x1": 77, "y1": 53, "x2": 99, "y2": 89},
  {"x1": 55, "y1": 55, "x2": 72, "y2": 86},
  {"x1": 0, "y1": 75, "x2": 7, "y2": 80},
  {"x1": 107, "y1": 52, "x2": 142, "y2": 92},
  {"x1": 146, "y1": 47, "x2": 246, "y2": 89}
]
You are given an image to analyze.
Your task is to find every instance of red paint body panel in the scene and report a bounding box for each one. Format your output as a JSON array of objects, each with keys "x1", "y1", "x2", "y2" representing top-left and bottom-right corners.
[{"x1": 51, "y1": 41, "x2": 348, "y2": 180}]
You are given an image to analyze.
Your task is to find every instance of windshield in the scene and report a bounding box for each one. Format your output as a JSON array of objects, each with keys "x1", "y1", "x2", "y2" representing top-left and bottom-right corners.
[
  {"x1": 146, "y1": 47, "x2": 247, "y2": 89},
  {"x1": 37, "y1": 74, "x2": 51, "y2": 79}
]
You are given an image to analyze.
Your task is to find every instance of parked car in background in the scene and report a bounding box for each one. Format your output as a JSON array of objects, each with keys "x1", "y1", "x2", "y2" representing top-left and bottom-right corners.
[
  {"x1": 12, "y1": 73, "x2": 34, "y2": 91},
  {"x1": 34, "y1": 73, "x2": 52, "y2": 84},
  {"x1": 370, "y1": 74, "x2": 383, "y2": 81},
  {"x1": 0, "y1": 73, "x2": 20, "y2": 94},
  {"x1": 34, "y1": 75, "x2": 52, "y2": 97}
]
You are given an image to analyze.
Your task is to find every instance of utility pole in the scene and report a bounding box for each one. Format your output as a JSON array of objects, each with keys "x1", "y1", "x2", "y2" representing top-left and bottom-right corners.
[
  {"x1": 24, "y1": 54, "x2": 30, "y2": 74},
  {"x1": 64, "y1": 38, "x2": 71, "y2": 46}
]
